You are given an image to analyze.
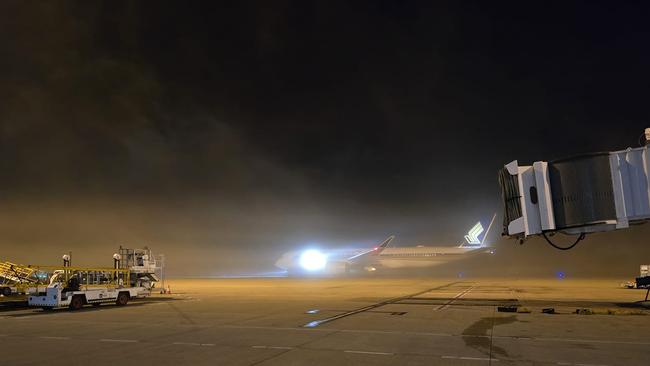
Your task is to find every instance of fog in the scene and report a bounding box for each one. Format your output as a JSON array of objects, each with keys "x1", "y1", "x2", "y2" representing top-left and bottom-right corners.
[
  {"x1": 1, "y1": 2, "x2": 649, "y2": 278},
  {"x1": 1, "y1": 195, "x2": 648, "y2": 278}
]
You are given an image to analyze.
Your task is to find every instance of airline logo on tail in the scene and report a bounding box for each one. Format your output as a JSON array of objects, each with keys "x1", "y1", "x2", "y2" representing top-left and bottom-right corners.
[{"x1": 464, "y1": 222, "x2": 484, "y2": 245}]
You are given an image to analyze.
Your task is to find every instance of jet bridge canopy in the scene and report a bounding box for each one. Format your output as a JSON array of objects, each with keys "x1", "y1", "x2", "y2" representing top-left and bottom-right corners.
[{"x1": 500, "y1": 143, "x2": 650, "y2": 239}]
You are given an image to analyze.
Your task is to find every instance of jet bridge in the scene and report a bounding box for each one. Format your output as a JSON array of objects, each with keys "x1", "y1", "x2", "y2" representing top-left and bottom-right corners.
[{"x1": 499, "y1": 128, "x2": 650, "y2": 241}]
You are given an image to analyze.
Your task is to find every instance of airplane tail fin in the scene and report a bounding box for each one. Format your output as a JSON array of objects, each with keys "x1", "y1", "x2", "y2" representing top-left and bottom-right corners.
[
  {"x1": 459, "y1": 213, "x2": 497, "y2": 248},
  {"x1": 460, "y1": 222, "x2": 484, "y2": 248},
  {"x1": 481, "y1": 213, "x2": 497, "y2": 246}
]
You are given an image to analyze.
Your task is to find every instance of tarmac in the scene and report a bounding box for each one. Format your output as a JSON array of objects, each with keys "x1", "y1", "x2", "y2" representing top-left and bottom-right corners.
[{"x1": 1, "y1": 277, "x2": 649, "y2": 365}]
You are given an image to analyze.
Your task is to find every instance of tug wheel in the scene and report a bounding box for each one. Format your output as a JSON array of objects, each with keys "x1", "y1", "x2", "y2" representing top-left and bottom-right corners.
[
  {"x1": 1, "y1": 287, "x2": 11, "y2": 296},
  {"x1": 116, "y1": 292, "x2": 129, "y2": 306},
  {"x1": 69, "y1": 295, "x2": 84, "y2": 310}
]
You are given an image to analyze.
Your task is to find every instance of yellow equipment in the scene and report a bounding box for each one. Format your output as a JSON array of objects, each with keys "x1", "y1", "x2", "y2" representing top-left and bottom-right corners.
[
  {"x1": 37, "y1": 266, "x2": 132, "y2": 289},
  {"x1": 0, "y1": 261, "x2": 39, "y2": 296},
  {"x1": 0, "y1": 261, "x2": 36, "y2": 283}
]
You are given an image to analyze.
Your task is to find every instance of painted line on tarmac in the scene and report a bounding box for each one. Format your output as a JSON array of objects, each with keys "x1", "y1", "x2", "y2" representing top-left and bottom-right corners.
[
  {"x1": 221, "y1": 324, "x2": 650, "y2": 347},
  {"x1": 252, "y1": 345, "x2": 294, "y2": 350},
  {"x1": 13, "y1": 315, "x2": 42, "y2": 320},
  {"x1": 173, "y1": 342, "x2": 215, "y2": 347},
  {"x1": 508, "y1": 336, "x2": 650, "y2": 346},
  {"x1": 302, "y1": 281, "x2": 465, "y2": 327},
  {"x1": 0, "y1": 332, "x2": 629, "y2": 365},
  {"x1": 344, "y1": 350, "x2": 393, "y2": 356},
  {"x1": 342, "y1": 329, "x2": 456, "y2": 338},
  {"x1": 100, "y1": 338, "x2": 138, "y2": 343},
  {"x1": 342, "y1": 329, "x2": 428, "y2": 335},
  {"x1": 224, "y1": 324, "x2": 332, "y2": 332},
  {"x1": 434, "y1": 285, "x2": 476, "y2": 311},
  {"x1": 442, "y1": 355, "x2": 498, "y2": 362}
]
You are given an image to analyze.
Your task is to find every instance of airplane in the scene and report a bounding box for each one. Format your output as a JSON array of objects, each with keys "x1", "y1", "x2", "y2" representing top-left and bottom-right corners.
[{"x1": 275, "y1": 213, "x2": 497, "y2": 276}]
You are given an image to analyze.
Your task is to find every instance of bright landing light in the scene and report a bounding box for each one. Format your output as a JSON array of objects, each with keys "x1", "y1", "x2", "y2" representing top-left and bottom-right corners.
[{"x1": 299, "y1": 250, "x2": 327, "y2": 271}]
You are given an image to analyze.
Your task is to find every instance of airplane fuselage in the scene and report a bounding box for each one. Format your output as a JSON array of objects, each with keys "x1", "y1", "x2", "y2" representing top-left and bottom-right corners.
[
  {"x1": 275, "y1": 245, "x2": 487, "y2": 274},
  {"x1": 276, "y1": 216, "x2": 496, "y2": 275},
  {"x1": 375, "y1": 246, "x2": 483, "y2": 268}
]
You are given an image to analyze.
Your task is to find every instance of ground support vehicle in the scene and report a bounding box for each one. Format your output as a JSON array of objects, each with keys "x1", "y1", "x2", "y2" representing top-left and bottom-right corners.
[
  {"x1": 28, "y1": 247, "x2": 161, "y2": 310},
  {"x1": 28, "y1": 279, "x2": 149, "y2": 310}
]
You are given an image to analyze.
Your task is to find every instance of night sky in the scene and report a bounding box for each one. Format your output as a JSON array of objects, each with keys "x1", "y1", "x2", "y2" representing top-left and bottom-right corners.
[{"x1": 1, "y1": 2, "x2": 649, "y2": 276}]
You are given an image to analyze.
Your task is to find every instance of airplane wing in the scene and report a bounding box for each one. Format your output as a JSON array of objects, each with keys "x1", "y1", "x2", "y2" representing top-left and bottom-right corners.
[{"x1": 346, "y1": 235, "x2": 394, "y2": 262}]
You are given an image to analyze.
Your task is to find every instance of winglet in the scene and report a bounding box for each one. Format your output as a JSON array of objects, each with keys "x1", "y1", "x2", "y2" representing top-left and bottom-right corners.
[
  {"x1": 377, "y1": 235, "x2": 394, "y2": 251},
  {"x1": 347, "y1": 235, "x2": 395, "y2": 262}
]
